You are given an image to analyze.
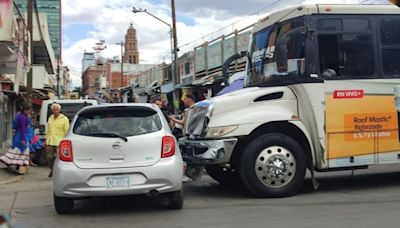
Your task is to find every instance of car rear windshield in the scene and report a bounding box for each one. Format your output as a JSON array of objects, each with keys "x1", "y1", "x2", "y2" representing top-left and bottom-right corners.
[
  {"x1": 48, "y1": 103, "x2": 93, "y2": 122},
  {"x1": 72, "y1": 106, "x2": 162, "y2": 137}
]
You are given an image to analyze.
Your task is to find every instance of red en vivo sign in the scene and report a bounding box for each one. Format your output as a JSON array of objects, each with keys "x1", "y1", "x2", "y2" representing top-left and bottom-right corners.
[{"x1": 333, "y1": 90, "x2": 364, "y2": 99}]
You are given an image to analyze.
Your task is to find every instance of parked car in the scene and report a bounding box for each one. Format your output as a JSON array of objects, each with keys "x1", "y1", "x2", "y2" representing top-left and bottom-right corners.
[
  {"x1": 39, "y1": 99, "x2": 98, "y2": 140},
  {"x1": 53, "y1": 103, "x2": 183, "y2": 214}
]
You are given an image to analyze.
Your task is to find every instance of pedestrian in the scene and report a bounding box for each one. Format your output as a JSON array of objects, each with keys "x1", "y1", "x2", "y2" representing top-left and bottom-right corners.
[
  {"x1": 46, "y1": 103, "x2": 69, "y2": 178},
  {"x1": 27, "y1": 112, "x2": 44, "y2": 166},
  {"x1": 168, "y1": 94, "x2": 201, "y2": 182},
  {"x1": 153, "y1": 98, "x2": 170, "y2": 123},
  {"x1": 169, "y1": 93, "x2": 196, "y2": 131},
  {"x1": 0, "y1": 104, "x2": 32, "y2": 174}
]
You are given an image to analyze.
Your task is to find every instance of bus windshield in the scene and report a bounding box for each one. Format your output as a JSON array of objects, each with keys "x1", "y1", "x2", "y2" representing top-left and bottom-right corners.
[{"x1": 246, "y1": 17, "x2": 305, "y2": 87}]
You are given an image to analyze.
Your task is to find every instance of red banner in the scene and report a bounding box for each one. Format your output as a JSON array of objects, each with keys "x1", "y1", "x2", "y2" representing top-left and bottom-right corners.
[{"x1": 333, "y1": 90, "x2": 364, "y2": 99}]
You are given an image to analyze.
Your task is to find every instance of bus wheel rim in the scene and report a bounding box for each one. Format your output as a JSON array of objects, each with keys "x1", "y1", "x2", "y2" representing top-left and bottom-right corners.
[{"x1": 255, "y1": 146, "x2": 296, "y2": 188}]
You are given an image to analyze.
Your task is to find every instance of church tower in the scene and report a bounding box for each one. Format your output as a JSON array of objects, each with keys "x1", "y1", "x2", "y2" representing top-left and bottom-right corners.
[{"x1": 123, "y1": 23, "x2": 139, "y2": 64}]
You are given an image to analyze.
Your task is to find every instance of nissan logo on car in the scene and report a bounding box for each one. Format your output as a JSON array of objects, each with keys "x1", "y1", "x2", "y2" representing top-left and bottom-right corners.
[{"x1": 112, "y1": 141, "x2": 121, "y2": 150}]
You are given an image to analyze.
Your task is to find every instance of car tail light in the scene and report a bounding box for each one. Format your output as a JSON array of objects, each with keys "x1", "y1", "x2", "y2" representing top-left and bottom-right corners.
[
  {"x1": 59, "y1": 140, "x2": 73, "y2": 162},
  {"x1": 161, "y1": 136, "x2": 175, "y2": 158}
]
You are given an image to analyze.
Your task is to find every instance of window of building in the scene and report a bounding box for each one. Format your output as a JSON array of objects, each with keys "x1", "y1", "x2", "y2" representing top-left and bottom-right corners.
[{"x1": 184, "y1": 62, "x2": 190, "y2": 75}]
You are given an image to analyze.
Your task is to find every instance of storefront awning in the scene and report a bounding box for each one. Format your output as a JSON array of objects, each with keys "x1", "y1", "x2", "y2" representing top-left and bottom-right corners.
[
  {"x1": 192, "y1": 74, "x2": 217, "y2": 86},
  {"x1": 161, "y1": 82, "x2": 174, "y2": 93}
]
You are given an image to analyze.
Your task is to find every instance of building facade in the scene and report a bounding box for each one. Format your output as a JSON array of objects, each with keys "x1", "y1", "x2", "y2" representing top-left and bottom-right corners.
[
  {"x1": 123, "y1": 24, "x2": 139, "y2": 64},
  {"x1": 82, "y1": 51, "x2": 96, "y2": 72},
  {"x1": 82, "y1": 65, "x2": 103, "y2": 97},
  {"x1": 106, "y1": 63, "x2": 156, "y2": 90},
  {"x1": 14, "y1": 0, "x2": 61, "y2": 62},
  {"x1": 1, "y1": 0, "x2": 55, "y2": 148}
]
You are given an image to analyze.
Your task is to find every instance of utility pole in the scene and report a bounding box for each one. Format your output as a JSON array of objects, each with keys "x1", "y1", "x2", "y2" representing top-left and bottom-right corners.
[
  {"x1": 171, "y1": 0, "x2": 179, "y2": 111},
  {"x1": 27, "y1": 0, "x2": 33, "y2": 104},
  {"x1": 116, "y1": 41, "x2": 124, "y2": 88}
]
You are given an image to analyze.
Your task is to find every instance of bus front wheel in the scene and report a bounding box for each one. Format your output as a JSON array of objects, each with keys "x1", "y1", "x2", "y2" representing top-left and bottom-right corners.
[{"x1": 239, "y1": 133, "x2": 306, "y2": 197}]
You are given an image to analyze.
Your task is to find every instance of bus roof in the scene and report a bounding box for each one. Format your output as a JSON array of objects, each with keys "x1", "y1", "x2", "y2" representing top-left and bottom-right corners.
[{"x1": 253, "y1": 4, "x2": 400, "y2": 33}]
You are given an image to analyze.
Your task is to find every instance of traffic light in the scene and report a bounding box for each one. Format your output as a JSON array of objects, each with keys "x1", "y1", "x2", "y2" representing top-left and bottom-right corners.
[{"x1": 390, "y1": 0, "x2": 400, "y2": 7}]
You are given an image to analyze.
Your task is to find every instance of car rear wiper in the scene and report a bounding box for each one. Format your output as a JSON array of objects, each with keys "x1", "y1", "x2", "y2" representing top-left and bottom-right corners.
[{"x1": 85, "y1": 133, "x2": 128, "y2": 142}]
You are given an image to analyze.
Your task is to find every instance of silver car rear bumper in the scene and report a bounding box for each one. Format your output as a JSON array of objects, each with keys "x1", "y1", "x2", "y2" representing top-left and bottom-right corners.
[{"x1": 53, "y1": 156, "x2": 183, "y2": 198}]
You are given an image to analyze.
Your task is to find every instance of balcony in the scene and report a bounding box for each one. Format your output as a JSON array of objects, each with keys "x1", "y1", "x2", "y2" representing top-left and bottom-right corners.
[{"x1": 0, "y1": 0, "x2": 26, "y2": 76}]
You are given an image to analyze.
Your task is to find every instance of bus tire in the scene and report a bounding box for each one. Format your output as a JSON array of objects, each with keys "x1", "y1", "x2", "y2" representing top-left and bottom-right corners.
[{"x1": 239, "y1": 133, "x2": 306, "y2": 197}]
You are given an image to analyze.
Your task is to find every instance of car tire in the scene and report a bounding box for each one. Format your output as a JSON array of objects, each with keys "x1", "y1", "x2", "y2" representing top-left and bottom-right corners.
[
  {"x1": 239, "y1": 133, "x2": 306, "y2": 198},
  {"x1": 205, "y1": 165, "x2": 239, "y2": 185},
  {"x1": 168, "y1": 190, "x2": 183, "y2": 209},
  {"x1": 54, "y1": 193, "x2": 74, "y2": 214}
]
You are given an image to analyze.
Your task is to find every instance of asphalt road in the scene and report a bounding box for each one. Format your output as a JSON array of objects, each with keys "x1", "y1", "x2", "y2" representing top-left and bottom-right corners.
[{"x1": 2, "y1": 164, "x2": 400, "y2": 228}]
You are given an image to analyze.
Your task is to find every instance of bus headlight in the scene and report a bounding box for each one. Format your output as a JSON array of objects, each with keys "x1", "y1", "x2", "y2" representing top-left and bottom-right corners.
[{"x1": 205, "y1": 125, "x2": 238, "y2": 138}]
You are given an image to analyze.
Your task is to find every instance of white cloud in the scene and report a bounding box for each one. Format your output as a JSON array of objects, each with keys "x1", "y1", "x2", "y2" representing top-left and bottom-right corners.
[{"x1": 62, "y1": 0, "x2": 390, "y2": 88}]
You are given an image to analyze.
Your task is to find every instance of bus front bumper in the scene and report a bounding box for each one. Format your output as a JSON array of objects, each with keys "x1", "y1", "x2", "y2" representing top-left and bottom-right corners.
[{"x1": 178, "y1": 137, "x2": 237, "y2": 165}]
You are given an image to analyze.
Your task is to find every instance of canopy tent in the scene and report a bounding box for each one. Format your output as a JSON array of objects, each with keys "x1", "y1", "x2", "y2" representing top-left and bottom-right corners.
[{"x1": 216, "y1": 76, "x2": 244, "y2": 96}]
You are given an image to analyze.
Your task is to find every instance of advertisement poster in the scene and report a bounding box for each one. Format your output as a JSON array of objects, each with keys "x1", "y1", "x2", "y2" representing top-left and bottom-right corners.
[{"x1": 326, "y1": 92, "x2": 400, "y2": 159}]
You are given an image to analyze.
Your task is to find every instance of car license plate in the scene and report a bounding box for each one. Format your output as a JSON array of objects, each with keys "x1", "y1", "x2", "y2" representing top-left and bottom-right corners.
[{"x1": 106, "y1": 176, "x2": 130, "y2": 188}]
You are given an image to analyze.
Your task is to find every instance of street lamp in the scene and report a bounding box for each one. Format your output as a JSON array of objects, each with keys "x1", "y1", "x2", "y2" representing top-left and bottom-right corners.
[{"x1": 132, "y1": 6, "x2": 177, "y2": 101}]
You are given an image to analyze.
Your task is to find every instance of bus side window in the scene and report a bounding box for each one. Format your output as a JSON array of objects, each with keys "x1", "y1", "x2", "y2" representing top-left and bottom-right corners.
[
  {"x1": 318, "y1": 34, "x2": 341, "y2": 77},
  {"x1": 318, "y1": 18, "x2": 374, "y2": 78},
  {"x1": 343, "y1": 33, "x2": 374, "y2": 77},
  {"x1": 318, "y1": 34, "x2": 374, "y2": 78},
  {"x1": 380, "y1": 16, "x2": 400, "y2": 76}
]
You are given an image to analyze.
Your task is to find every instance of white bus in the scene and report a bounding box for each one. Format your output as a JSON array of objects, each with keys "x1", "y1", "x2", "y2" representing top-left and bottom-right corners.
[{"x1": 180, "y1": 4, "x2": 400, "y2": 197}]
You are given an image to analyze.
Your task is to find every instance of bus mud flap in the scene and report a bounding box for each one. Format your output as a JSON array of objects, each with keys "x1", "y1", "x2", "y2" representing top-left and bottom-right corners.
[{"x1": 311, "y1": 169, "x2": 320, "y2": 190}]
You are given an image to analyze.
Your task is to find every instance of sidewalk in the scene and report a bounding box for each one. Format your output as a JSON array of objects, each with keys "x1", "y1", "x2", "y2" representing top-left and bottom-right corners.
[
  {"x1": 0, "y1": 165, "x2": 51, "y2": 215},
  {"x1": 0, "y1": 147, "x2": 47, "y2": 186},
  {"x1": 0, "y1": 164, "x2": 23, "y2": 185},
  {"x1": 0, "y1": 148, "x2": 23, "y2": 186}
]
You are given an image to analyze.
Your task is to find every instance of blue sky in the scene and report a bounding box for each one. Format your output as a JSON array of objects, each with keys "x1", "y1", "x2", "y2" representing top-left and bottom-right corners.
[{"x1": 63, "y1": 24, "x2": 96, "y2": 48}]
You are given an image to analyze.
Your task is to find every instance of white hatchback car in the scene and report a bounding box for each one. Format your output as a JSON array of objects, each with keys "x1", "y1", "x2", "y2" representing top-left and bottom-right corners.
[{"x1": 53, "y1": 103, "x2": 183, "y2": 214}]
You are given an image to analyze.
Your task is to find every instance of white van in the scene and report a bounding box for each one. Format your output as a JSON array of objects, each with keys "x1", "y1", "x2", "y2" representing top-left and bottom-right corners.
[{"x1": 39, "y1": 99, "x2": 98, "y2": 139}]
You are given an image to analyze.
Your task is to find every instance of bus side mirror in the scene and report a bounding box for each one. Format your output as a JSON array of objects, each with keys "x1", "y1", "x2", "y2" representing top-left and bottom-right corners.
[{"x1": 276, "y1": 26, "x2": 307, "y2": 73}]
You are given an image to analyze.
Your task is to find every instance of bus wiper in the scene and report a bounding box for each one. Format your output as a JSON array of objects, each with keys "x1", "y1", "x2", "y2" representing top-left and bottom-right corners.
[{"x1": 86, "y1": 133, "x2": 128, "y2": 142}]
